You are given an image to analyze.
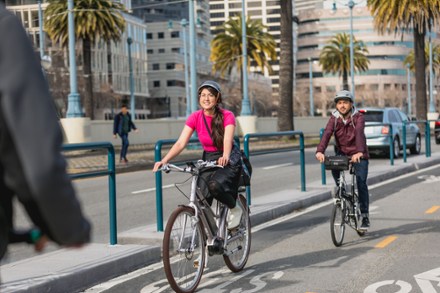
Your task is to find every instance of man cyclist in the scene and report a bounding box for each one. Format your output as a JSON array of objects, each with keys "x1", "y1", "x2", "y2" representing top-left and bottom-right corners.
[{"x1": 315, "y1": 90, "x2": 370, "y2": 229}]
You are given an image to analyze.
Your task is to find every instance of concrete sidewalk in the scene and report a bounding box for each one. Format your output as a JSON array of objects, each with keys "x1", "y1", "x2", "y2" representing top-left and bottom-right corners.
[{"x1": 1, "y1": 152, "x2": 440, "y2": 293}]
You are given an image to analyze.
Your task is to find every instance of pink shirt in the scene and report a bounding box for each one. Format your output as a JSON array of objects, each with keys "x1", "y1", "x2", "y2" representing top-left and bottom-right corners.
[{"x1": 186, "y1": 109, "x2": 236, "y2": 152}]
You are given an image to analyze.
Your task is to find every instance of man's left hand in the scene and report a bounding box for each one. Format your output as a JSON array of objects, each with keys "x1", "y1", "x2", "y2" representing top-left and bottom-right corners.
[{"x1": 351, "y1": 152, "x2": 363, "y2": 163}]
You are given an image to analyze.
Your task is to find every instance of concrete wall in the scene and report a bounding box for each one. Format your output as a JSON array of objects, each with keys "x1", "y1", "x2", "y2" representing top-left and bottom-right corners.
[{"x1": 91, "y1": 117, "x2": 330, "y2": 146}]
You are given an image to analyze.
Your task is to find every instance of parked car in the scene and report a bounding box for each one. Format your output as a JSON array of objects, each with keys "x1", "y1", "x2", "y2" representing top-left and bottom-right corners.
[
  {"x1": 435, "y1": 120, "x2": 440, "y2": 144},
  {"x1": 358, "y1": 107, "x2": 421, "y2": 157}
]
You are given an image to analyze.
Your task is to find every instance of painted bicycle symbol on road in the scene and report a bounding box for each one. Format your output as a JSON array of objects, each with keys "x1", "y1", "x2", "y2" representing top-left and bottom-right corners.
[{"x1": 364, "y1": 267, "x2": 440, "y2": 293}]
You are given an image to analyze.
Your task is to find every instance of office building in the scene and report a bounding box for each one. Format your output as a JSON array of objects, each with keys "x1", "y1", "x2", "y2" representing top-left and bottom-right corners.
[
  {"x1": 131, "y1": 0, "x2": 212, "y2": 117},
  {"x1": 6, "y1": 0, "x2": 150, "y2": 119}
]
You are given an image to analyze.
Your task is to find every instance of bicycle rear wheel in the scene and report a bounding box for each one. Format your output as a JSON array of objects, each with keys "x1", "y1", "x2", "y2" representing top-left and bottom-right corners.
[
  {"x1": 163, "y1": 206, "x2": 206, "y2": 293},
  {"x1": 223, "y1": 194, "x2": 251, "y2": 272},
  {"x1": 330, "y1": 202, "x2": 346, "y2": 247}
]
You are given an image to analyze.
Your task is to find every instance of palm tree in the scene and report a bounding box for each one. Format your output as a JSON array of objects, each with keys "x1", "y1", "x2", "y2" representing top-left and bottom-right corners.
[
  {"x1": 44, "y1": 0, "x2": 126, "y2": 119},
  {"x1": 404, "y1": 43, "x2": 440, "y2": 77},
  {"x1": 367, "y1": 0, "x2": 440, "y2": 120},
  {"x1": 210, "y1": 15, "x2": 277, "y2": 113},
  {"x1": 278, "y1": 0, "x2": 294, "y2": 131},
  {"x1": 319, "y1": 33, "x2": 370, "y2": 91}
]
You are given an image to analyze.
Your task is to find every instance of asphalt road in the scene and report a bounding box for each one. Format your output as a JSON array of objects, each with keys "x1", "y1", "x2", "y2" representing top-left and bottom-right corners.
[
  {"x1": 3, "y1": 144, "x2": 435, "y2": 265},
  {"x1": 85, "y1": 163, "x2": 440, "y2": 293}
]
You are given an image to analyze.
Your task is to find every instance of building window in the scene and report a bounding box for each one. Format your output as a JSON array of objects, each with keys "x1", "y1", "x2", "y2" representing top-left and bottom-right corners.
[
  {"x1": 153, "y1": 81, "x2": 161, "y2": 88},
  {"x1": 171, "y1": 31, "x2": 180, "y2": 38},
  {"x1": 167, "y1": 80, "x2": 185, "y2": 87},
  {"x1": 248, "y1": 2, "x2": 262, "y2": 8},
  {"x1": 248, "y1": 10, "x2": 262, "y2": 16},
  {"x1": 166, "y1": 63, "x2": 175, "y2": 70},
  {"x1": 158, "y1": 48, "x2": 165, "y2": 53},
  {"x1": 267, "y1": 1, "x2": 280, "y2": 6},
  {"x1": 210, "y1": 12, "x2": 225, "y2": 18},
  {"x1": 210, "y1": 4, "x2": 224, "y2": 9},
  {"x1": 171, "y1": 48, "x2": 180, "y2": 53},
  {"x1": 152, "y1": 63, "x2": 160, "y2": 70},
  {"x1": 267, "y1": 17, "x2": 280, "y2": 23},
  {"x1": 146, "y1": 33, "x2": 153, "y2": 39},
  {"x1": 158, "y1": 32, "x2": 164, "y2": 39},
  {"x1": 147, "y1": 49, "x2": 154, "y2": 54},
  {"x1": 211, "y1": 21, "x2": 224, "y2": 27}
]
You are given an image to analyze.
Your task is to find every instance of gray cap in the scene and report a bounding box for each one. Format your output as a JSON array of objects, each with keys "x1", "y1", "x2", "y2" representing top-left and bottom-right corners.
[
  {"x1": 198, "y1": 80, "x2": 221, "y2": 94},
  {"x1": 334, "y1": 90, "x2": 353, "y2": 103}
]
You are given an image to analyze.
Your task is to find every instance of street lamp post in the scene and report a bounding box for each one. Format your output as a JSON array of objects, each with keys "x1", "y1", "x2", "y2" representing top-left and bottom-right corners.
[
  {"x1": 181, "y1": 19, "x2": 191, "y2": 117},
  {"x1": 407, "y1": 63, "x2": 412, "y2": 116},
  {"x1": 188, "y1": 0, "x2": 197, "y2": 113},
  {"x1": 429, "y1": 20, "x2": 435, "y2": 113},
  {"x1": 308, "y1": 58, "x2": 314, "y2": 116},
  {"x1": 333, "y1": 0, "x2": 357, "y2": 103},
  {"x1": 37, "y1": 0, "x2": 44, "y2": 60},
  {"x1": 240, "y1": 0, "x2": 251, "y2": 115},
  {"x1": 127, "y1": 37, "x2": 135, "y2": 121},
  {"x1": 348, "y1": 0, "x2": 355, "y2": 102},
  {"x1": 66, "y1": 0, "x2": 82, "y2": 118}
]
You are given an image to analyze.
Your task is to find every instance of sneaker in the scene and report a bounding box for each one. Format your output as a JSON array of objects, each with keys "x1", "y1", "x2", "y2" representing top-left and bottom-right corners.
[
  {"x1": 361, "y1": 217, "x2": 370, "y2": 229},
  {"x1": 227, "y1": 204, "x2": 243, "y2": 229}
]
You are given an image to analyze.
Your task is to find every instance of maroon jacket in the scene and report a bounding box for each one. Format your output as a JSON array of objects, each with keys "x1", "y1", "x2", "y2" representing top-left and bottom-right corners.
[{"x1": 316, "y1": 109, "x2": 369, "y2": 159}]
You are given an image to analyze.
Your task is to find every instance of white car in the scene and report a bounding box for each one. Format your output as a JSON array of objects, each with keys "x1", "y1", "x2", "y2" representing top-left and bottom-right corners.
[{"x1": 359, "y1": 107, "x2": 421, "y2": 158}]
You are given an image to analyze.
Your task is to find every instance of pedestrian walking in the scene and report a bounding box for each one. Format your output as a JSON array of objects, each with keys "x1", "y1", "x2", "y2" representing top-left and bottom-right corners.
[
  {"x1": 113, "y1": 104, "x2": 138, "y2": 163},
  {"x1": 0, "y1": 1, "x2": 91, "y2": 263}
]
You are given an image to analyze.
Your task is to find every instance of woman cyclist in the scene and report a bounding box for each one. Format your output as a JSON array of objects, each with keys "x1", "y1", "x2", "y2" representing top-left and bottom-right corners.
[{"x1": 152, "y1": 80, "x2": 243, "y2": 229}]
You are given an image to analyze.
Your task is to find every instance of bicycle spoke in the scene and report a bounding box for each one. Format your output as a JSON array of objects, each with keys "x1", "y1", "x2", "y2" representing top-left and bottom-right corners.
[{"x1": 223, "y1": 194, "x2": 251, "y2": 272}]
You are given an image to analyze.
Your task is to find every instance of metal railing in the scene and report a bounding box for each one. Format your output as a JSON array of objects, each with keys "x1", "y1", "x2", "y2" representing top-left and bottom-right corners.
[
  {"x1": 243, "y1": 131, "x2": 306, "y2": 206},
  {"x1": 63, "y1": 142, "x2": 117, "y2": 245},
  {"x1": 402, "y1": 120, "x2": 430, "y2": 162},
  {"x1": 154, "y1": 137, "x2": 199, "y2": 232}
]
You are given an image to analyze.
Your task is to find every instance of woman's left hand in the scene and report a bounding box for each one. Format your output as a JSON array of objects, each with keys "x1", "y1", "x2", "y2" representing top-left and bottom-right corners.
[{"x1": 218, "y1": 155, "x2": 229, "y2": 166}]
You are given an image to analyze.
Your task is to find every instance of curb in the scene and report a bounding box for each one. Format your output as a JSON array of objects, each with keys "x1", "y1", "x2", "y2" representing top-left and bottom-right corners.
[{"x1": 0, "y1": 244, "x2": 160, "y2": 293}]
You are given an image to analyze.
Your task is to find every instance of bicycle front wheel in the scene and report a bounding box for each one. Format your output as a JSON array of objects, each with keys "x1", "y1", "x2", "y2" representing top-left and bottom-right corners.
[
  {"x1": 223, "y1": 194, "x2": 251, "y2": 272},
  {"x1": 330, "y1": 202, "x2": 346, "y2": 247},
  {"x1": 163, "y1": 206, "x2": 206, "y2": 293}
]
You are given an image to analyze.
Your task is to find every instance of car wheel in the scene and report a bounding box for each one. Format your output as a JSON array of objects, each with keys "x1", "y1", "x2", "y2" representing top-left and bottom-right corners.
[
  {"x1": 393, "y1": 137, "x2": 400, "y2": 158},
  {"x1": 410, "y1": 134, "x2": 421, "y2": 155},
  {"x1": 436, "y1": 137, "x2": 440, "y2": 145}
]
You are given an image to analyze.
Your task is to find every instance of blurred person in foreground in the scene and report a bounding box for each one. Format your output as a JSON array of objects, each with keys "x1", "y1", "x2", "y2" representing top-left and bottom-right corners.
[{"x1": 0, "y1": 1, "x2": 91, "y2": 263}]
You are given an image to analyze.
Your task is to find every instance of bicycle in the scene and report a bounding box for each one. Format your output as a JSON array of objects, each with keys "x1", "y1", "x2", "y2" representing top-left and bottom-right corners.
[
  {"x1": 325, "y1": 156, "x2": 366, "y2": 247},
  {"x1": 160, "y1": 160, "x2": 251, "y2": 293}
]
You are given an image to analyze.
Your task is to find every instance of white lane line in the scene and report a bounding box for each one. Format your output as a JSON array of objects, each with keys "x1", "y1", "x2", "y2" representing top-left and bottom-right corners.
[
  {"x1": 262, "y1": 163, "x2": 293, "y2": 170},
  {"x1": 131, "y1": 184, "x2": 174, "y2": 194}
]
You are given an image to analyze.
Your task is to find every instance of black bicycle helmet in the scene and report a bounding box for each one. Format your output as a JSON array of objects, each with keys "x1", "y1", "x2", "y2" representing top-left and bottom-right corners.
[
  {"x1": 334, "y1": 90, "x2": 353, "y2": 103},
  {"x1": 197, "y1": 80, "x2": 222, "y2": 94}
]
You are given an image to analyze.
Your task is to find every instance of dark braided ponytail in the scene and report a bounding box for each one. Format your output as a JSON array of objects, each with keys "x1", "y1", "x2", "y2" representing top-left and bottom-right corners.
[{"x1": 211, "y1": 104, "x2": 224, "y2": 150}]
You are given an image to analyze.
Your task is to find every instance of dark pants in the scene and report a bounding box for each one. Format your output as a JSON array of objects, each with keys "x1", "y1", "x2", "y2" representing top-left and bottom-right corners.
[
  {"x1": 119, "y1": 133, "x2": 129, "y2": 160},
  {"x1": 332, "y1": 159, "x2": 369, "y2": 216},
  {"x1": 198, "y1": 151, "x2": 242, "y2": 209}
]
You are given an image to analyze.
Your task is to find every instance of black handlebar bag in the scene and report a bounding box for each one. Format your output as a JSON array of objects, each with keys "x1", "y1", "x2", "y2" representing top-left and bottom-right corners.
[{"x1": 324, "y1": 156, "x2": 349, "y2": 171}]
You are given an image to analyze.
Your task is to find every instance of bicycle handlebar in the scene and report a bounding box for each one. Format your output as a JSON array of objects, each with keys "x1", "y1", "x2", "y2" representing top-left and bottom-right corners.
[{"x1": 160, "y1": 160, "x2": 223, "y2": 174}]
